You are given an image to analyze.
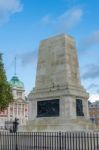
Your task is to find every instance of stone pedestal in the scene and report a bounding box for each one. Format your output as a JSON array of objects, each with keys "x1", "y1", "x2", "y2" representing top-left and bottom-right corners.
[{"x1": 26, "y1": 34, "x2": 96, "y2": 131}]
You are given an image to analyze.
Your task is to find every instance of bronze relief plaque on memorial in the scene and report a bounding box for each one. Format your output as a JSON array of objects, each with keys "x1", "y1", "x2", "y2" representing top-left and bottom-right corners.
[{"x1": 37, "y1": 99, "x2": 60, "y2": 117}]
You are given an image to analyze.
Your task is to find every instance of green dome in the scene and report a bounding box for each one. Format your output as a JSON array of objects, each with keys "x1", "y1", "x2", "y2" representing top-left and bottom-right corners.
[{"x1": 10, "y1": 75, "x2": 24, "y2": 89}]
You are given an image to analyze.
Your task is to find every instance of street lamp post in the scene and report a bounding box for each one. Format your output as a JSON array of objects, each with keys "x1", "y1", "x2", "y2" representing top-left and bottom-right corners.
[
  {"x1": 13, "y1": 118, "x2": 19, "y2": 133},
  {"x1": 5, "y1": 118, "x2": 19, "y2": 150},
  {"x1": 13, "y1": 118, "x2": 19, "y2": 150}
]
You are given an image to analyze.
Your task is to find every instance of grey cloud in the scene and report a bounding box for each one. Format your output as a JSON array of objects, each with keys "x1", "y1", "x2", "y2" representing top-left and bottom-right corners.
[
  {"x1": 41, "y1": 7, "x2": 83, "y2": 33},
  {"x1": 87, "y1": 83, "x2": 99, "y2": 90},
  {"x1": 82, "y1": 64, "x2": 99, "y2": 80},
  {"x1": 86, "y1": 83, "x2": 99, "y2": 95},
  {"x1": 17, "y1": 50, "x2": 38, "y2": 67},
  {"x1": 81, "y1": 30, "x2": 99, "y2": 49}
]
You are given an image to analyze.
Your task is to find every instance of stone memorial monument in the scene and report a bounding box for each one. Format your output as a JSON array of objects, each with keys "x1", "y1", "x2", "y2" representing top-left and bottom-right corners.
[{"x1": 27, "y1": 34, "x2": 96, "y2": 131}]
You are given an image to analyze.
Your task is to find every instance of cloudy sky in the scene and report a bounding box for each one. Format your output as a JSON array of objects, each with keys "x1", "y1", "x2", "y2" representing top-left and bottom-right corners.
[{"x1": 0, "y1": 0, "x2": 99, "y2": 101}]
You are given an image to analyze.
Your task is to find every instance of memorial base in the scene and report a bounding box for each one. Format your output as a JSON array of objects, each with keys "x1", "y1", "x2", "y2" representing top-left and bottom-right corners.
[{"x1": 21, "y1": 117, "x2": 97, "y2": 132}]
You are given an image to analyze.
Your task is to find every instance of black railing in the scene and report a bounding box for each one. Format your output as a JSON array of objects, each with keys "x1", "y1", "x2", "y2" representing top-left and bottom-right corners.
[{"x1": 0, "y1": 132, "x2": 99, "y2": 150}]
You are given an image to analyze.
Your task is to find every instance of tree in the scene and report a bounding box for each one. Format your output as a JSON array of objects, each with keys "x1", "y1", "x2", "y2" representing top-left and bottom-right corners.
[{"x1": 0, "y1": 53, "x2": 13, "y2": 110}]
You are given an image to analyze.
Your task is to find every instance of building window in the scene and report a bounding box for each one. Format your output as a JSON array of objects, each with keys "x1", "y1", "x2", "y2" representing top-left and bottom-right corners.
[{"x1": 17, "y1": 92, "x2": 22, "y2": 97}]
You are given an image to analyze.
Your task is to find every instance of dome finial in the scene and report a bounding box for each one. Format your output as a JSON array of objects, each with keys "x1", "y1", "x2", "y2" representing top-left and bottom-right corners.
[{"x1": 14, "y1": 56, "x2": 17, "y2": 76}]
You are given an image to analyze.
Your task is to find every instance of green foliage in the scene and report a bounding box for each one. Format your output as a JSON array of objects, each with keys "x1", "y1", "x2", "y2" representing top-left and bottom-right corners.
[{"x1": 0, "y1": 53, "x2": 13, "y2": 110}]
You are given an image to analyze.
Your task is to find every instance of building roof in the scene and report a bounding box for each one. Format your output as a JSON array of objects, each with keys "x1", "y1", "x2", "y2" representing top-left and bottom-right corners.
[{"x1": 10, "y1": 75, "x2": 24, "y2": 89}]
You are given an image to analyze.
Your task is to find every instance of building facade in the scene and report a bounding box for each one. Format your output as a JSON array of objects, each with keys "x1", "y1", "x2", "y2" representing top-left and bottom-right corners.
[
  {"x1": 89, "y1": 101, "x2": 99, "y2": 125},
  {"x1": 0, "y1": 75, "x2": 28, "y2": 130}
]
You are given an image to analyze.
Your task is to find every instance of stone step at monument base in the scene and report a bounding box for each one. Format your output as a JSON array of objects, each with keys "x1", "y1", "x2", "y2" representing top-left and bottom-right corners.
[{"x1": 23, "y1": 118, "x2": 97, "y2": 132}]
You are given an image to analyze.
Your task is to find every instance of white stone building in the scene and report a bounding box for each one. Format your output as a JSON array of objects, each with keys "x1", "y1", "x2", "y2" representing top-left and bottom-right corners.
[{"x1": 0, "y1": 75, "x2": 28, "y2": 130}]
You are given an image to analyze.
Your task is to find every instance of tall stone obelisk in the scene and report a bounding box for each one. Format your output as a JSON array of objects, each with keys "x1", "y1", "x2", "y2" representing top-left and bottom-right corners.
[{"x1": 27, "y1": 34, "x2": 96, "y2": 131}]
